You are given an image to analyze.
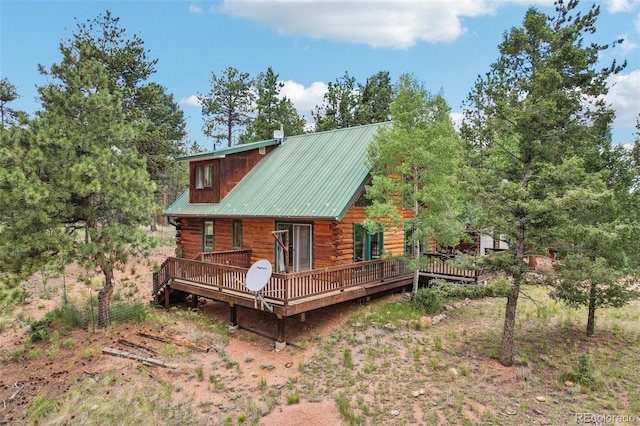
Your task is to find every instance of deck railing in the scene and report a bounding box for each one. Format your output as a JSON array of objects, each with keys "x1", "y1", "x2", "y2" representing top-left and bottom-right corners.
[
  {"x1": 423, "y1": 253, "x2": 479, "y2": 281},
  {"x1": 153, "y1": 257, "x2": 409, "y2": 305},
  {"x1": 197, "y1": 249, "x2": 251, "y2": 267}
]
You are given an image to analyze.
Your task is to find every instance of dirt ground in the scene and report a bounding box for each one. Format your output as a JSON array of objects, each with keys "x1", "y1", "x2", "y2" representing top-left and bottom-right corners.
[{"x1": 0, "y1": 229, "x2": 358, "y2": 425}]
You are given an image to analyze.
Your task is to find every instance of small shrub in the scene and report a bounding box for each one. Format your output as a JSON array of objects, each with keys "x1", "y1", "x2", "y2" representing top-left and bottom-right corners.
[
  {"x1": 413, "y1": 288, "x2": 444, "y2": 315},
  {"x1": 343, "y1": 348, "x2": 354, "y2": 369},
  {"x1": 286, "y1": 392, "x2": 300, "y2": 405},
  {"x1": 196, "y1": 364, "x2": 204, "y2": 381},
  {"x1": 562, "y1": 353, "x2": 604, "y2": 391}
]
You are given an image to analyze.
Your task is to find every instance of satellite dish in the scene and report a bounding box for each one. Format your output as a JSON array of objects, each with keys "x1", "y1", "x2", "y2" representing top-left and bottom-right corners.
[{"x1": 245, "y1": 259, "x2": 272, "y2": 292}]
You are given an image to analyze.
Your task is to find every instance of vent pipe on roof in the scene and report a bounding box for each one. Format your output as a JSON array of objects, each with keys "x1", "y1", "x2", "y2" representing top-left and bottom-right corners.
[{"x1": 273, "y1": 124, "x2": 284, "y2": 144}]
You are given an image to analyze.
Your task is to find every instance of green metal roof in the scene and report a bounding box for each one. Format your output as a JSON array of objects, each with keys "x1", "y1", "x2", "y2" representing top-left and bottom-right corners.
[
  {"x1": 165, "y1": 122, "x2": 390, "y2": 221},
  {"x1": 176, "y1": 139, "x2": 281, "y2": 162}
]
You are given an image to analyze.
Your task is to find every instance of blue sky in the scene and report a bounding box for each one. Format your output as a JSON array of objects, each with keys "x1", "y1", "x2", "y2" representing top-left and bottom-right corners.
[{"x1": 1, "y1": 0, "x2": 639, "y2": 149}]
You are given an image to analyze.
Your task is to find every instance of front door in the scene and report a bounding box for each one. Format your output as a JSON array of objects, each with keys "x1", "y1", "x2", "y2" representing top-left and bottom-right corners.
[{"x1": 275, "y1": 223, "x2": 313, "y2": 272}]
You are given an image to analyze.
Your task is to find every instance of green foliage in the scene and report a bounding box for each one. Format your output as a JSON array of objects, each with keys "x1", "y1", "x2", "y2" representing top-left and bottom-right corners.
[
  {"x1": 0, "y1": 12, "x2": 162, "y2": 327},
  {"x1": 349, "y1": 301, "x2": 423, "y2": 329},
  {"x1": 365, "y1": 73, "x2": 465, "y2": 294},
  {"x1": 562, "y1": 353, "x2": 603, "y2": 391},
  {"x1": 241, "y1": 67, "x2": 305, "y2": 143},
  {"x1": 313, "y1": 71, "x2": 358, "y2": 132},
  {"x1": 413, "y1": 288, "x2": 444, "y2": 315},
  {"x1": 431, "y1": 278, "x2": 512, "y2": 299},
  {"x1": 199, "y1": 66, "x2": 255, "y2": 148},
  {"x1": 461, "y1": 1, "x2": 627, "y2": 364},
  {"x1": 29, "y1": 303, "x2": 85, "y2": 342}
]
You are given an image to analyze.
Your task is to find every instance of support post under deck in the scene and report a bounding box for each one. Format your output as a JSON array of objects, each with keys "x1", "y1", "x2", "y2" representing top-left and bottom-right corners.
[
  {"x1": 275, "y1": 314, "x2": 286, "y2": 350},
  {"x1": 164, "y1": 285, "x2": 170, "y2": 310},
  {"x1": 229, "y1": 303, "x2": 238, "y2": 328},
  {"x1": 191, "y1": 294, "x2": 198, "y2": 310}
]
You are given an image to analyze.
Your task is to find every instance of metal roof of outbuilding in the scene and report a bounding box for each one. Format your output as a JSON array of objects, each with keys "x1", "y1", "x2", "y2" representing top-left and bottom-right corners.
[{"x1": 164, "y1": 122, "x2": 390, "y2": 221}]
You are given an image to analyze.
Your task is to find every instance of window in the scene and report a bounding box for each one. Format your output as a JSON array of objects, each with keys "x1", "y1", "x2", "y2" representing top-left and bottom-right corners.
[
  {"x1": 353, "y1": 224, "x2": 383, "y2": 262},
  {"x1": 405, "y1": 224, "x2": 427, "y2": 255},
  {"x1": 232, "y1": 220, "x2": 242, "y2": 249},
  {"x1": 195, "y1": 165, "x2": 213, "y2": 189},
  {"x1": 202, "y1": 221, "x2": 214, "y2": 252}
]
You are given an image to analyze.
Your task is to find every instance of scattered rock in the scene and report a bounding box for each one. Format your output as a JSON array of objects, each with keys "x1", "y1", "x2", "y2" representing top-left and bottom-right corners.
[
  {"x1": 535, "y1": 396, "x2": 546, "y2": 402},
  {"x1": 389, "y1": 409, "x2": 400, "y2": 416},
  {"x1": 432, "y1": 314, "x2": 447, "y2": 325},
  {"x1": 419, "y1": 388, "x2": 425, "y2": 395},
  {"x1": 449, "y1": 367, "x2": 459, "y2": 376},
  {"x1": 564, "y1": 380, "x2": 575, "y2": 387},
  {"x1": 412, "y1": 390, "x2": 420, "y2": 397}
]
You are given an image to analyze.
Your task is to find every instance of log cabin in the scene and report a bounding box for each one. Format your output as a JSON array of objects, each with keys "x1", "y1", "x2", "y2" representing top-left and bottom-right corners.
[{"x1": 154, "y1": 122, "x2": 479, "y2": 346}]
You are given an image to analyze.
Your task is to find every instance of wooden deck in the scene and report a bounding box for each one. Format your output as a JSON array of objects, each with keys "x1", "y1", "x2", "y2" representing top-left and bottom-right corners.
[
  {"x1": 419, "y1": 253, "x2": 484, "y2": 283},
  {"x1": 153, "y1": 257, "x2": 413, "y2": 318},
  {"x1": 152, "y1": 253, "x2": 482, "y2": 344}
]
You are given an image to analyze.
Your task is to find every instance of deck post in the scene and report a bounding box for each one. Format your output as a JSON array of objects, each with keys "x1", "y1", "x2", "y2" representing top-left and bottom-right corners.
[
  {"x1": 275, "y1": 314, "x2": 286, "y2": 350},
  {"x1": 229, "y1": 303, "x2": 238, "y2": 330},
  {"x1": 164, "y1": 285, "x2": 170, "y2": 310},
  {"x1": 191, "y1": 294, "x2": 198, "y2": 310}
]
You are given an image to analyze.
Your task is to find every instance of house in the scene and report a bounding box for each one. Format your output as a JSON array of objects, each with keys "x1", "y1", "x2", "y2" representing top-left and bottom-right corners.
[{"x1": 155, "y1": 122, "x2": 478, "y2": 345}]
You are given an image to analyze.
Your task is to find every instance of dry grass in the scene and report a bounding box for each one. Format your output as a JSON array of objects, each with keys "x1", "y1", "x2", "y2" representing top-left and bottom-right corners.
[{"x1": 4, "y1": 278, "x2": 639, "y2": 425}]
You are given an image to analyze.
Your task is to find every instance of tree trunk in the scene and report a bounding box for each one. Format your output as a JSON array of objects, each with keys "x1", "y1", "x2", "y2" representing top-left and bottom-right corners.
[
  {"x1": 412, "y1": 242, "x2": 420, "y2": 296},
  {"x1": 498, "y1": 220, "x2": 526, "y2": 367},
  {"x1": 97, "y1": 267, "x2": 115, "y2": 328},
  {"x1": 498, "y1": 279, "x2": 520, "y2": 366},
  {"x1": 586, "y1": 281, "x2": 597, "y2": 337}
]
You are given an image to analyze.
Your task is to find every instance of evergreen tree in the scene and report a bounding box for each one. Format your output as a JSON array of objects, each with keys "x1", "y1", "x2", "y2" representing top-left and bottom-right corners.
[
  {"x1": 199, "y1": 66, "x2": 255, "y2": 148},
  {"x1": 461, "y1": 0, "x2": 626, "y2": 365},
  {"x1": 0, "y1": 78, "x2": 27, "y2": 128},
  {"x1": 54, "y1": 11, "x2": 187, "y2": 228},
  {"x1": 365, "y1": 74, "x2": 465, "y2": 295},
  {"x1": 0, "y1": 28, "x2": 157, "y2": 328},
  {"x1": 312, "y1": 71, "x2": 357, "y2": 131},
  {"x1": 241, "y1": 67, "x2": 304, "y2": 143},
  {"x1": 354, "y1": 71, "x2": 393, "y2": 125}
]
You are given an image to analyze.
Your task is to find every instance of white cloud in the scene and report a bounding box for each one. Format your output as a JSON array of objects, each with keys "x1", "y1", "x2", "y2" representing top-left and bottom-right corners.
[
  {"x1": 189, "y1": 4, "x2": 204, "y2": 14},
  {"x1": 449, "y1": 112, "x2": 464, "y2": 131},
  {"x1": 280, "y1": 80, "x2": 327, "y2": 111},
  {"x1": 605, "y1": 0, "x2": 639, "y2": 13},
  {"x1": 618, "y1": 35, "x2": 639, "y2": 53},
  {"x1": 180, "y1": 95, "x2": 202, "y2": 107},
  {"x1": 280, "y1": 80, "x2": 328, "y2": 126},
  {"x1": 606, "y1": 70, "x2": 640, "y2": 128},
  {"x1": 217, "y1": 0, "x2": 553, "y2": 49}
]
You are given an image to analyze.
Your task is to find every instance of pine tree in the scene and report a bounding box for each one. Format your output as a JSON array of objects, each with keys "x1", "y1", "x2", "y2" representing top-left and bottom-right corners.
[
  {"x1": 461, "y1": 0, "x2": 626, "y2": 364},
  {"x1": 199, "y1": 67, "x2": 255, "y2": 148}
]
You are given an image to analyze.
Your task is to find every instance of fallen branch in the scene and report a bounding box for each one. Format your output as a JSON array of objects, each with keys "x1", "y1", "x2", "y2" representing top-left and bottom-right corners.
[
  {"x1": 1, "y1": 382, "x2": 24, "y2": 412},
  {"x1": 102, "y1": 347, "x2": 178, "y2": 369},
  {"x1": 137, "y1": 330, "x2": 209, "y2": 352},
  {"x1": 118, "y1": 338, "x2": 158, "y2": 356}
]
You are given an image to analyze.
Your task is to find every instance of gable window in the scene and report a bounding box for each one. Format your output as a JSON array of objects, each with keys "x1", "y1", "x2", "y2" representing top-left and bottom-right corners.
[
  {"x1": 202, "y1": 220, "x2": 214, "y2": 252},
  {"x1": 232, "y1": 220, "x2": 242, "y2": 250},
  {"x1": 195, "y1": 165, "x2": 213, "y2": 189}
]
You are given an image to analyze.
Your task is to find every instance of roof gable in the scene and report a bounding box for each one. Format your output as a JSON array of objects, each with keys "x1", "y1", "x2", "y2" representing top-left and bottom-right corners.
[{"x1": 165, "y1": 122, "x2": 390, "y2": 220}]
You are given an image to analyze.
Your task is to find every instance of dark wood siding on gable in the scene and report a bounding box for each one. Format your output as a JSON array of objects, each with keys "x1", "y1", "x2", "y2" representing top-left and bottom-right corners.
[
  {"x1": 188, "y1": 146, "x2": 273, "y2": 204},
  {"x1": 218, "y1": 148, "x2": 272, "y2": 200}
]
